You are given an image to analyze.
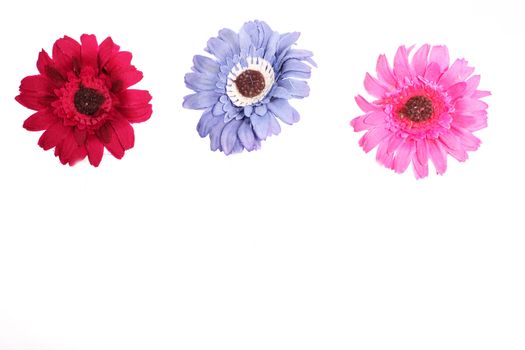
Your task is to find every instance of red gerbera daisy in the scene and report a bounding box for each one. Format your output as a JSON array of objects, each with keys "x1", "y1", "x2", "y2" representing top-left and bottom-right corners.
[{"x1": 16, "y1": 34, "x2": 152, "y2": 166}]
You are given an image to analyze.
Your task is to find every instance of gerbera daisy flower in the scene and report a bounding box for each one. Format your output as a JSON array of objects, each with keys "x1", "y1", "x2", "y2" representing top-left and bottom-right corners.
[
  {"x1": 351, "y1": 45, "x2": 489, "y2": 178},
  {"x1": 183, "y1": 20, "x2": 315, "y2": 154},
  {"x1": 16, "y1": 34, "x2": 152, "y2": 166}
]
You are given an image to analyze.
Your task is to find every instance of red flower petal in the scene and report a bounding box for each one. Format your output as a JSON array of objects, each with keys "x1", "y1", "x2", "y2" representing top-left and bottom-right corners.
[
  {"x1": 103, "y1": 126, "x2": 125, "y2": 159},
  {"x1": 95, "y1": 122, "x2": 112, "y2": 144},
  {"x1": 98, "y1": 37, "x2": 120, "y2": 68},
  {"x1": 37, "y1": 50, "x2": 65, "y2": 85},
  {"x1": 80, "y1": 34, "x2": 99, "y2": 70},
  {"x1": 52, "y1": 36, "x2": 81, "y2": 75},
  {"x1": 111, "y1": 67, "x2": 143, "y2": 92},
  {"x1": 118, "y1": 89, "x2": 152, "y2": 107},
  {"x1": 16, "y1": 75, "x2": 56, "y2": 110},
  {"x1": 59, "y1": 133, "x2": 88, "y2": 166},
  {"x1": 118, "y1": 104, "x2": 152, "y2": 123},
  {"x1": 23, "y1": 109, "x2": 58, "y2": 131},
  {"x1": 73, "y1": 127, "x2": 87, "y2": 145},
  {"x1": 68, "y1": 145, "x2": 87, "y2": 166},
  {"x1": 19, "y1": 75, "x2": 54, "y2": 96},
  {"x1": 105, "y1": 51, "x2": 132, "y2": 73},
  {"x1": 15, "y1": 94, "x2": 54, "y2": 111},
  {"x1": 38, "y1": 121, "x2": 69, "y2": 150},
  {"x1": 110, "y1": 118, "x2": 135, "y2": 150},
  {"x1": 86, "y1": 134, "x2": 104, "y2": 167},
  {"x1": 58, "y1": 132, "x2": 78, "y2": 164}
]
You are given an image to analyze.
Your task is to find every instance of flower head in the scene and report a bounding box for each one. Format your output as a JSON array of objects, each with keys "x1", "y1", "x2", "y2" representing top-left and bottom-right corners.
[
  {"x1": 16, "y1": 34, "x2": 152, "y2": 166},
  {"x1": 183, "y1": 20, "x2": 315, "y2": 154},
  {"x1": 351, "y1": 45, "x2": 489, "y2": 178}
]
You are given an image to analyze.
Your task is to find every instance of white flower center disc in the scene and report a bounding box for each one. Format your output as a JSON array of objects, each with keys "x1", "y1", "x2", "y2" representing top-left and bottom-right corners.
[{"x1": 226, "y1": 57, "x2": 275, "y2": 107}]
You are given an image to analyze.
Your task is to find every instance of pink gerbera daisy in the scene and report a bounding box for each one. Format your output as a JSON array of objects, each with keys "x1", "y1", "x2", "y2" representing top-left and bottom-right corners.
[{"x1": 351, "y1": 45, "x2": 489, "y2": 178}]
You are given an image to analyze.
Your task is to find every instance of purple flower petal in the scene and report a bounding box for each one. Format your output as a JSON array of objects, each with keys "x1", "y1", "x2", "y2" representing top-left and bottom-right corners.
[
  {"x1": 268, "y1": 98, "x2": 299, "y2": 125},
  {"x1": 193, "y1": 55, "x2": 220, "y2": 75},
  {"x1": 278, "y1": 79, "x2": 309, "y2": 98},
  {"x1": 183, "y1": 91, "x2": 220, "y2": 110},
  {"x1": 251, "y1": 113, "x2": 271, "y2": 140},
  {"x1": 185, "y1": 73, "x2": 217, "y2": 92},
  {"x1": 220, "y1": 119, "x2": 242, "y2": 155},
  {"x1": 238, "y1": 119, "x2": 256, "y2": 150}
]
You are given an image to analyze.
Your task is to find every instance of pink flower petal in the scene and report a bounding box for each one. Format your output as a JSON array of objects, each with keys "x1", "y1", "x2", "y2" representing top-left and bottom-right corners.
[
  {"x1": 393, "y1": 45, "x2": 412, "y2": 82},
  {"x1": 359, "y1": 127, "x2": 390, "y2": 153},
  {"x1": 364, "y1": 111, "x2": 387, "y2": 126},
  {"x1": 451, "y1": 126, "x2": 481, "y2": 151},
  {"x1": 439, "y1": 131, "x2": 461, "y2": 151},
  {"x1": 464, "y1": 75, "x2": 480, "y2": 96},
  {"x1": 446, "y1": 82, "x2": 467, "y2": 100},
  {"x1": 429, "y1": 45, "x2": 449, "y2": 73},
  {"x1": 427, "y1": 139, "x2": 447, "y2": 175},
  {"x1": 364, "y1": 73, "x2": 388, "y2": 98},
  {"x1": 453, "y1": 114, "x2": 487, "y2": 132},
  {"x1": 455, "y1": 98, "x2": 489, "y2": 113},
  {"x1": 415, "y1": 138, "x2": 428, "y2": 166},
  {"x1": 376, "y1": 136, "x2": 394, "y2": 169},
  {"x1": 412, "y1": 145, "x2": 429, "y2": 179},
  {"x1": 387, "y1": 135, "x2": 404, "y2": 154},
  {"x1": 355, "y1": 95, "x2": 380, "y2": 113},
  {"x1": 393, "y1": 139, "x2": 414, "y2": 173},
  {"x1": 439, "y1": 59, "x2": 467, "y2": 89},
  {"x1": 473, "y1": 91, "x2": 491, "y2": 98},
  {"x1": 412, "y1": 44, "x2": 430, "y2": 77},
  {"x1": 376, "y1": 54, "x2": 396, "y2": 87},
  {"x1": 424, "y1": 62, "x2": 442, "y2": 82},
  {"x1": 350, "y1": 116, "x2": 368, "y2": 132},
  {"x1": 443, "y1": 143, "x2": 468, "y2": 162}
]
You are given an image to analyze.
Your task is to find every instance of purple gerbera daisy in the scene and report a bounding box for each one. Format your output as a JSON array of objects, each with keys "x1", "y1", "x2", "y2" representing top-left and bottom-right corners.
[{"x1": 183, "y1": 20, "x2": 315, "y2": 154}]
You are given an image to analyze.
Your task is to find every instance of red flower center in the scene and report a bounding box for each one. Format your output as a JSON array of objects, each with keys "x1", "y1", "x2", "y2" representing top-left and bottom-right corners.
[
  {"x1": 398, "y1": 96, "x2": 433, "y2": 123},
  {"x1": 74, "y1": 85, "x2": 105, "y2": 116},
  {"x1": 235, "y1": 70, "x2": 265, "y2": 98},
  {"x1": 55, "y1": 68, "x2": 113, "y2": 129}
]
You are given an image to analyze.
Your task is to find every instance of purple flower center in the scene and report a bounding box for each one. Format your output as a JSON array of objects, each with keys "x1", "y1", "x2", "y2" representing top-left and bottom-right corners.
[
  {"x1": 235, "y1": 70, "x2": 265, "y2": 98},
  {"x1": 399, "y1": 96, "x2": 434, "y2": 123},
  {"x1": 74, "y1": 85, "x2": 105, "y2": 116}
]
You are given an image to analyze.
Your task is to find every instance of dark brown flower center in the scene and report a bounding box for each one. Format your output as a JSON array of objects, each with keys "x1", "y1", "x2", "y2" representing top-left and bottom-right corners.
[
  {"x1": 235, "y1": 70, "x2": 265, "y2": 98},
  {"x1": 74, "y1": 85, "x2": 105, "y2": 116},
  {"x1": 399, "y1": 96, "x2": 434, "y2": 122}
]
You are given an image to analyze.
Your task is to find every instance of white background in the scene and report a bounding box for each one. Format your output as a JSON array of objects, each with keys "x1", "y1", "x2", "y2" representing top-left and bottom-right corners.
[{"x1": 0, "y1": 0, "x2": 524, "y2": 349}]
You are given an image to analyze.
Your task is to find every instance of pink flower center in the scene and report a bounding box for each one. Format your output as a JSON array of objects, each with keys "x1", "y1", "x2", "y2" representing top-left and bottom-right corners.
[
  {"x1": 398, "y1": 96, "x2": 433, "y2": 123},
  {"x1": 74, "y1": 85, "x2": 105, "y2": 116},
  {"x1": 235, "y1": 70, "x2": 265, "y2": 98}
]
